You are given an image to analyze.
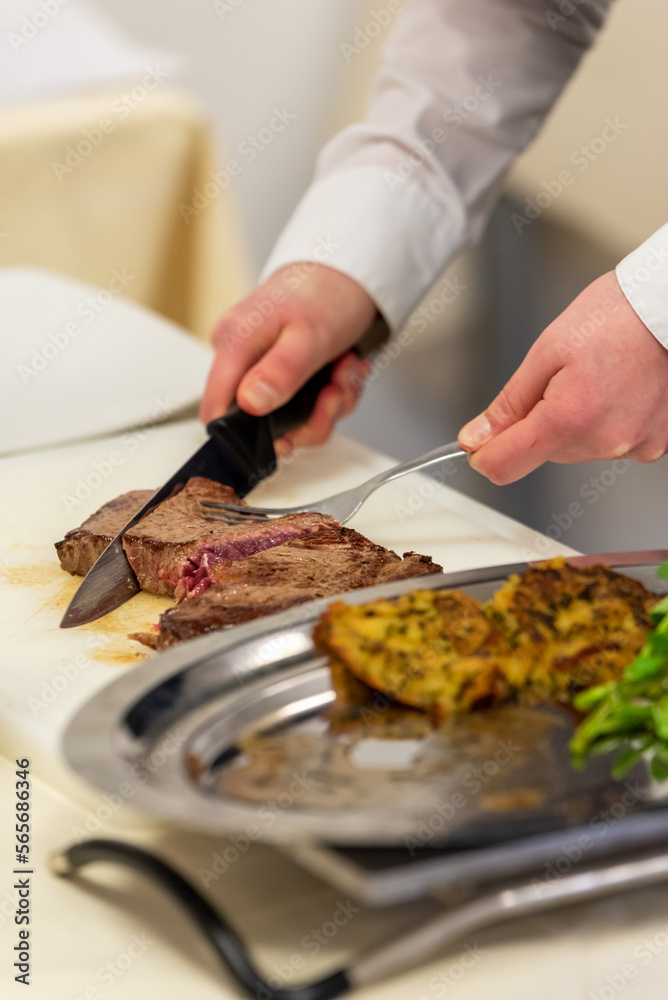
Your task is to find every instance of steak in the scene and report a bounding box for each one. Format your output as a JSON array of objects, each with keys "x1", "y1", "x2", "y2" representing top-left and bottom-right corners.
[
  {"x1": 121, "y1": 477, "x2": 334, "y2": 598},
  {"x1": 155, "y1": 527, "x2": 441, "y2": 648},
  {"x1": 55, "y1": 489, "x2": 154, "y2": 576},
  {"x1": 55, "y1": 477, "x2": 347, "y2": 597},
  {"x1": 56, "y1": 477, "x2": 443, "y2": 648}
]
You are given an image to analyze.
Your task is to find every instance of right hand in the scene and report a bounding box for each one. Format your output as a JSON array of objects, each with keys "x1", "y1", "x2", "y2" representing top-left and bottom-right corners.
[{"x1": 199, "y1": 263, "x2": 377, "y2": 454}]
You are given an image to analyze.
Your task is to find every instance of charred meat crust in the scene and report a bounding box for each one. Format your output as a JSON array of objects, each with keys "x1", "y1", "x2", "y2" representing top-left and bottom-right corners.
[
  {"x1": 55, "y1": 489, "x2": 155, "y2": 577},
  {"x1": 155, "y1": 529, "x2": 441, "y2": 648},
  {"x1": 55, "y1": 478, "x2": 442, "y2": 648},
  {"x1": 55, "y1": 477, "x2": 338, "y2": 598}
]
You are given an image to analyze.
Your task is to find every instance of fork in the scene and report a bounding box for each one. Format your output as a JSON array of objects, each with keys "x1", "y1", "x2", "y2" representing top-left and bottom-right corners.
[{"x1": 200, "y1": 440, "x2": 466, "y2": 525}]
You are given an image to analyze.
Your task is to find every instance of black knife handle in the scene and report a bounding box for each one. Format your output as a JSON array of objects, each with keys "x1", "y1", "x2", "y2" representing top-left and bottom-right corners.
[
  {"x1": 265, "y1": 362, "x2": 335, "y2": 440},
  {"x1": 205, "y1": 363, "x2": 336, "y2": 488},
  {"x1": 207, "y1": 363, "x2": 335, "y2": 446}
]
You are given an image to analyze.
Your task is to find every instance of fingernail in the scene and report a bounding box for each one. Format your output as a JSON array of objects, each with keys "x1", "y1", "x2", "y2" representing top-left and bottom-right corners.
[
  {"x1": 243, "y1": 380, "x2": 278, "y2": 413},
  {"x1": 459, "y1": 414, "x2": 492, "y2": 449},
  {"x1": 325, "y1": 391, "x2": 344, "y2": 421}
]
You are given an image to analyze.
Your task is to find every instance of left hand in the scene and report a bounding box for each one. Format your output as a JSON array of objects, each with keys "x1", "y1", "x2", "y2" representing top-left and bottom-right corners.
[{"x1": 458, "y1": 270, "x2": 668, "y2": 484}]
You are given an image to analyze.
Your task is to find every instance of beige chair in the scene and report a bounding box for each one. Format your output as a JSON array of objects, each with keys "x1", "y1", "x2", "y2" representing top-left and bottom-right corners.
[{"x1": 0, "y1": 86, "x2": 252, "y2": 341}]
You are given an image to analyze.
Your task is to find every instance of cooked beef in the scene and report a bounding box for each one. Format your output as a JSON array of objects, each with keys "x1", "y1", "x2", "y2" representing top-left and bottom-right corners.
[
  {"x1": 56, "y1": 477, "x2": 335, "y2": 598},
  {"x1": 55, "y1": 489, "x2": 154, "y2": 576},
  {"x1": 57, "y1": 477, "x2": 442, "y2": 647},
  {"x1": 123, "y1": 477, "x2": 336, "y2": 598},
  {"x1": 155, "y1": 527, "x2": 441, "y2": 648}
]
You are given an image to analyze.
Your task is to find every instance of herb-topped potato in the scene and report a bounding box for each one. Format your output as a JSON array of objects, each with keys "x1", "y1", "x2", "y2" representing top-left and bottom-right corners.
[{"x1": 316, "y1": 559, "x2": 660, "y2": 724}]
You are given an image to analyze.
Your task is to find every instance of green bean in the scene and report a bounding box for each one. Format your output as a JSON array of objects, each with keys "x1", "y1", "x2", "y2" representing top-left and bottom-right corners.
[{"x1": 570, "y1": 561, "x2": 668, "y2": 779}]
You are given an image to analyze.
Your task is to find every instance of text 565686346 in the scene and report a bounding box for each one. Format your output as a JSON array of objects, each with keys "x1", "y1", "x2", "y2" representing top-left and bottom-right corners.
[{"x1": 13, "y1": 758, "x2": 32, "y2": 986}]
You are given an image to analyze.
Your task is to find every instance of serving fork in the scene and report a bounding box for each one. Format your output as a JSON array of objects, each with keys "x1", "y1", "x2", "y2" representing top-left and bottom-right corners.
[{"x1": 200, "y1": 440, "x2": 466, "y2": 525}]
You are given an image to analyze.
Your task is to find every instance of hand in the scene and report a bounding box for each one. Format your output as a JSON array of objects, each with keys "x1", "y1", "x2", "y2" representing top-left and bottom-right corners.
[
  {"x1": 458, "y1": 270, "x2": 668, "y2": 484},
  {"x1": 199, "y1": 263, "x2": 376, "y2": 455}
]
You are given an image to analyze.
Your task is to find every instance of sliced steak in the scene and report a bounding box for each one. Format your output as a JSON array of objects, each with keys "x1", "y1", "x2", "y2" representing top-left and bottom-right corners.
[
  {"x1": 122, "y1": 477, "x2": 335, "y2": 598},
  {"x1": 55, "y1": 489, "x2": 154, "y2": 577},
  {"x1": 56, "y1": 477, "x2": 442, "y2": 649},
  {"x1": 56, "y1": 477, "x2": 337, "y2": 597},
  {"x1": 155, "y1": 527, "x2": 441, "y2": 648}
]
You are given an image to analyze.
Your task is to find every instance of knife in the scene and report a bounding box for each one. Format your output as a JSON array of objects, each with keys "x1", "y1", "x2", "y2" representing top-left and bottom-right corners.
[{"x1": 60, "y1": 364, "x2": 335, "y2": 628}]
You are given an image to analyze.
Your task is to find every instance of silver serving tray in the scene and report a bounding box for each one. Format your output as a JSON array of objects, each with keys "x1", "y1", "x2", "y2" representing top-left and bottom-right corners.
[{"x1": 64, "y1": 552, "x2": 668, "y2": 848}]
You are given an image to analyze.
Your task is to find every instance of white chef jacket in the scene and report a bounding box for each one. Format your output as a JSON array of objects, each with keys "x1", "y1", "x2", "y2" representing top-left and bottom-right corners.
[{"x1": 261, "y1": 0, "x2": 668, "y2": 352}]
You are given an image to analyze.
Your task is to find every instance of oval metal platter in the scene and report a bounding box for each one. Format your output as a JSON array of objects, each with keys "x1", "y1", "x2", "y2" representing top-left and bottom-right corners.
[{"x1": 63, "y1": 554, "x2": 668, "y2": 847}]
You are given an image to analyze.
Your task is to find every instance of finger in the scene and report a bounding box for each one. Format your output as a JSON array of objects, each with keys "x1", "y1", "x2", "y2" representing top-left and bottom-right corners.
[
  {"x1": 274, "y1": 435, "x2": 295, "y2": 459},
  {"x1": 274, "y1": 384, "x2": 344, "y2": 454},
  {"x1": 281, "y1": 383, "x2": 345, "y2": 450},
  {"x1": 468, "y1": 400, "x2": 570, "y2": 485},
  {"x1": 237, "y1": 321, "x2": 333, "y2": 416},
  {"x1": 290, "y1": 353, "x2": 370, "y2": 445},
  {"x1": 619, "y1": 442, "x2": 666, "y2": 464},
  {"x1": 274, "y1": 354, "x2": 368, "y2": 455},
  {"x1": 330, "y1": 353, "x2": 370, "y2": 417},
  {"x1": 199, "y1": 313, "x2": 281, "y2": 422},
  {"x1": 458, "y1": 338, "x2": 562, "y2": 451}
]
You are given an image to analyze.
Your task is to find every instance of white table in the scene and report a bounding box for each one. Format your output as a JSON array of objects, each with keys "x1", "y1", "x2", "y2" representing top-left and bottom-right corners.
[
  {"x1": 4, "y1": 423, "x2": 666, "y2": 1000},
  {"x1": 0, "y1": 418, "x2": 576, "y2": 801}
]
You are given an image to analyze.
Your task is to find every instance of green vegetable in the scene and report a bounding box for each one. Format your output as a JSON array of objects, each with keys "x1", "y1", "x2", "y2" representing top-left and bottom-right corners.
[{"x1": 570, "y1": 559, "x2": 668, "y2": 779}]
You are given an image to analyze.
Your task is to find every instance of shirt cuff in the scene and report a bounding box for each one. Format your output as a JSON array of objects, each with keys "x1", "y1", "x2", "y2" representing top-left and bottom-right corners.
[
  {"x1": 260, "y1": 166, "x2": 464, "y2": 332},
  {"x1": 616, "y1": 223, "x2": 668, "y2": 351}
]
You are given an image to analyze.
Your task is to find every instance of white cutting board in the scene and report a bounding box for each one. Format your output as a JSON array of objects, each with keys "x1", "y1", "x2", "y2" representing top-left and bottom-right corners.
[
  {"x1": 0, "y1": 267, "x2": 213, "y2": 455},
  {"x1": 0, "y1": 419, "x2": 577, "y2": 804}
]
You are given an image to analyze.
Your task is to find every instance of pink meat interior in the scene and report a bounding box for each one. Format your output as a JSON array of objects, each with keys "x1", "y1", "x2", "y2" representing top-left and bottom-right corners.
[{"x1": 174, "y1": 521, "x2": 326, "y2": 602}]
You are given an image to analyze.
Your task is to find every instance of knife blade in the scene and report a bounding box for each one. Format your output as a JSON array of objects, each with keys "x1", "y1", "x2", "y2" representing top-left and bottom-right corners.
[{"x1": 59, "y1": 364, "x2": 334, "y2": 628}]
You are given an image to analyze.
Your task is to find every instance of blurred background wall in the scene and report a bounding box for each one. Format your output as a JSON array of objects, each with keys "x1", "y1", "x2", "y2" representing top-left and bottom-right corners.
[{"x1": 52, "y1": 0, "x2": 668, "y2": 551}]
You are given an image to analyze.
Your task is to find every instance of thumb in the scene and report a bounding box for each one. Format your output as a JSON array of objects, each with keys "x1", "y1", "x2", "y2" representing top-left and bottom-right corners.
[
  {"x1": 458, "y1": 338, "x2": 561, "y2": 451},
  {"x1": 466, "y1": 401, "x2": 570, "y2": 484},
  {"x1": 237, "y1": 321, "x2": 336, "y2": 415}
]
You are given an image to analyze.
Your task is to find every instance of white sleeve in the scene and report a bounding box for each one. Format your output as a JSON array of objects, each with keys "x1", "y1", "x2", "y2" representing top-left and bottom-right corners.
[
  {"x1": 616, "y1": 224, "x2": 668, "y2": 351},
  {"x1": 261, "y1": 0, "x2": 612, "y2": 332}
]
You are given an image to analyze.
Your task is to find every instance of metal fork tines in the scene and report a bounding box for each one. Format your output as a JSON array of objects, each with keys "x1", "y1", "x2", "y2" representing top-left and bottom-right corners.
[{"x1": 200, "y1": 440, "x2": 466, "y2": 526}]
